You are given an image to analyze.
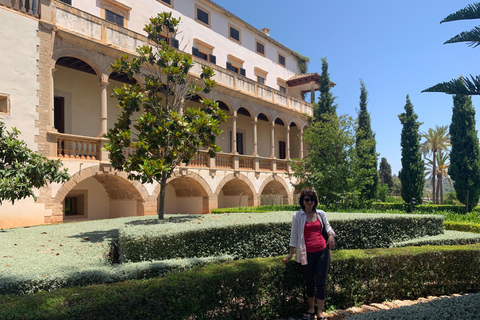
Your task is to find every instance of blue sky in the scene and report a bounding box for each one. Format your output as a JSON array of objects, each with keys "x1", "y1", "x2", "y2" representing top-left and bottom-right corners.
[{"x1": 213, "y1": 0, "x2": 480, "y2": 175}]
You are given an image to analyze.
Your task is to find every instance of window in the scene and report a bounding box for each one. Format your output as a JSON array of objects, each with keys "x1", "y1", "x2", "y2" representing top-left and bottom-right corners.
[
  {"x1": 195, "y1": 5, "x2": 210, "y2": 27},
  {"x1": 158, "y1": 34, "x2": 179, "y2": 48},
  {"x1": 277, "y1": 78, "x2": 287, "y2": 94},
  {"x1": 278, "y1": 53, "x2": 286, "y2": 67},
  {"x1": 254, "y1": 67, "x2": 267, "y2": 85},
  {"x1": 64, "y1": 191, "x2": 87, "y2": 217},
  {"x1": 59, "y1": 0, "x2": 72, "y2": 4},
  {"x1": 229, "y1": 24, "x2": 241, "y2": 43},
  {"x1": 157, "y1": 0, "x2": 172, "y2": 6},
  {"x1": 192, "y1": 39, "x2": 216, "y2": 64},
  {"x1": 99, "y1": 0, "x2": 131, "y2": 28},
  {"x1": 227, "y1": 55, "x2": 245, "y2": 76},
  {"x1": 256, "y1": 40, "x2": 265, "y2": 56},
  {"x1": 279, "y1": 141, "x2": 286, "y2": 159},
  {"x1": 105, "y1": 9, "x2": 124, "y2": 26},
  {"x1": 0, "y1": 94, "x2": 9, "y2": 114}
]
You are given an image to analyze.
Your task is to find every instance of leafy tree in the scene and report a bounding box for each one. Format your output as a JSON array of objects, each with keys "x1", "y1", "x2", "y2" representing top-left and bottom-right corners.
[
  {"x1": 313, "y1": 57, "x2": 337, "y2": 120},
  {"x1": 0, "y1": 121, "x2": 70, "y2": 204},
  {"x1": 449, "y1": 94, "x2": 480, "y2": 211},
  {"x1": 104, "y1": 12, "x2": 227, "y2": 219},
  {"x1": 391, "y1": 176, "x2": 402, "y2": 196},
  {"x1": 420, "y1": 125, "x2": 450, "y2": 204},
  {"x1": 291, "y1": 113, "x2": 357, "y2": 208},
  {"x1": 379, "y1": 157, "x2": 393, "y2": 189},
  {"x1": 355, "y1": 80, "x2": 378, "y2": 201},
  {"x1": 398, "y1": 96, "x2": 424, "y2": 207},
  {"x1": 423, "y1": 3, "x2": 480, "y2": 95}
]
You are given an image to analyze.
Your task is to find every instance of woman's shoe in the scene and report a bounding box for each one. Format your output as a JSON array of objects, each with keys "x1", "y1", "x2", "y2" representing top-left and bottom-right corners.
[{"x1": 302, "y1": 312, "x2": 315, "y2": 320}]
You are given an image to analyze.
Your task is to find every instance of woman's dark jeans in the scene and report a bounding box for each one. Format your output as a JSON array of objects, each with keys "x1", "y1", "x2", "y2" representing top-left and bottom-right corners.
[{"x1": 302, "y1": 247, "x2": 330, "y2": 300}]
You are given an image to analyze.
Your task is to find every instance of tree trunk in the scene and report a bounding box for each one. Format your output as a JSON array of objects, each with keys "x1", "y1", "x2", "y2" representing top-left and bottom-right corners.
[
  {"x1": 436, "y1": 173, "x2": 441, "y2": 205},
  {"x1": 157, "y1": 171, "x2": 168, "y2": 220},
  {"x1": 432, "y1": 150, "x2": 437, "y2": 204}
]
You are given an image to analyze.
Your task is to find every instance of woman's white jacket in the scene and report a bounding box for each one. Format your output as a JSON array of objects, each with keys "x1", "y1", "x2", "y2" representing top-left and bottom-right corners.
[{"x1": 289, "y1": 209, "x2": 335, "y2": 265}]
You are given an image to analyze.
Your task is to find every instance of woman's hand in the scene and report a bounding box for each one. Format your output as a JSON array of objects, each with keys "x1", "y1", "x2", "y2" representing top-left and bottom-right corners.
[
  {"x1": 327, "y1": 235, "x2": 336, "y2": 250},
  {"x1": 283, "y1": 253, "x2": 293, "y2": 264}
]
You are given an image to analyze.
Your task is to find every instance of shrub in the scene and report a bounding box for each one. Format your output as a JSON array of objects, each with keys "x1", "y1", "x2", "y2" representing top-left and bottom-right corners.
[
  {"x1": 1, "y1": 245, "x2": 480, "y2": 319},
  {"x1": 118, "y1": 213, "x2": 445, "y2": 262},
  {"x1": 444, "y1": 221, "x2": 480, "y2": 234}
]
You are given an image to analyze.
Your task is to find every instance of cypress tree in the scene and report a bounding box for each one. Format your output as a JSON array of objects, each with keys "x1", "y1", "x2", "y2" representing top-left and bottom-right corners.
[
  {"x1": 379, "y1": 157, "x2": 393, "y2": 189},
  {"x1": 449, "y1": 94, "x2": 480, "y2": 211},
  {"x1": 355, "y1": 80, "x2": 378, "y2": 201},
  {"x1": 398, "y1": 95, "x2": 424, "y2": 206},
  {"x1": 314, "y1": 57, "x2": 336, "y2": 121}
]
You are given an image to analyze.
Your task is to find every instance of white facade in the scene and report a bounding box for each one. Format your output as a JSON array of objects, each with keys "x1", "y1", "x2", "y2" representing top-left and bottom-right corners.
[{"x1": 0, "y1": 0, "x2": 319, "y2": 229}]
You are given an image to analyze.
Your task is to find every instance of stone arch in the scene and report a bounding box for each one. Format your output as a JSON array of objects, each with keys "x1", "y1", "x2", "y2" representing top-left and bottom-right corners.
[
  {"x1": 51, "y1": 166, "x2": 153, "y2": 221},
  {"x1": 259, "y1": 175, "x2": 292, "y2": 205},
  {"x1": 52, "y1": 48, "x2": 103, "y2": 81},
  {"x1": 215, "y1": 173, "x2": 256, "y2": 207},
  {"x1": 152, "y1": 171, "x2": 213, "y2": 214}
]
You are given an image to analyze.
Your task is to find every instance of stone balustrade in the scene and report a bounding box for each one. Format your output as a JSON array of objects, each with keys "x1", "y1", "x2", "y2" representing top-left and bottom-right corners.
[
  {"x1": 1, "y1": 0, "x2": 39, "y2": 17},
  {"x1": 48, "y1": 132, "x2": 290, "y2": 172}
]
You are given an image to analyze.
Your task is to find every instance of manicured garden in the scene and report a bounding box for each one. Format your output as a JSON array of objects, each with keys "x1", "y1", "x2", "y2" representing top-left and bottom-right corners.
[{"x1": 1, "y1": 207, "x2": 480, "y2": 319}]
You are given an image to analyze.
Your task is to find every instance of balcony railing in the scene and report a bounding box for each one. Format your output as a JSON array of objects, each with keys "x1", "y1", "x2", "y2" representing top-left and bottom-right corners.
[
  {"x1": 54, "y1": 133, "x2": 101, "y2": 160},
  {"x1": 1, "y1": 0, "x2": 39, "y2": 17},
  {"x1": 48, "y1": 132, "x2": 290, "y2": 173}
]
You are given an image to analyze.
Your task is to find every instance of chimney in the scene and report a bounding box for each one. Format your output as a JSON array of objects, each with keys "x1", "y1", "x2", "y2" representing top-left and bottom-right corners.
[{"x1": 261, "y1": 28, "x2": 270, "y2": 36}]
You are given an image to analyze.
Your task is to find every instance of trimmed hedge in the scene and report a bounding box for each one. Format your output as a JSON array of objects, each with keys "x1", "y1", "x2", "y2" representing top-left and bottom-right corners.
[
  {"x1": 211, "y1": 204, "x2": 303, "y2": 213},
  {"x1": 1, "y1": 245, "x2": 479, "y2": 319},
  {"x1": 118, "y1": 213, "x2": 445, "y2": 262},
  {"x1": 393, "y1": 230, "x2": 480, "y2": 247},
  {"x1": 371, "y1": 202, "x2": 466, "y2": 213},
  {"x1": 445, "y1": 221, "x2": 480, "y2": 234},
  {"x1": 0, "y1": 255, "x2": 233, "y2": 296}
]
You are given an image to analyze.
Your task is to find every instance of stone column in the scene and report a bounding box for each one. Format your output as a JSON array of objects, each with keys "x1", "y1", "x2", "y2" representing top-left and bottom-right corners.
[
  {"x1": 50, "y1": 67, "x2": 56, "y2": 130},
  {"x1": 286, "y1": 126, "x2": 290, "y2": 160},
  {"x1": 300, "y1": 129, "x2": 304, "y2": 159},
  {"x1": 232, "y1": 110, "x2": 237, "y2": 154},
  {"x1": 252, "y1": 116, "x2": 258, "y2": 156},
  {"x1": 270, "y1": 120, "x2": 275, "y2": 158},
  {"x1": 98, "y1": 79, "x2": 109, "y2": 137}
]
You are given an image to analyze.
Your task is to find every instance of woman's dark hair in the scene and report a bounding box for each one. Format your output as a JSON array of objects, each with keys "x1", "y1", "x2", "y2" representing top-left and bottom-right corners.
[{"x1": 299, "y1": 189, "x2": 318, "y2": 211}]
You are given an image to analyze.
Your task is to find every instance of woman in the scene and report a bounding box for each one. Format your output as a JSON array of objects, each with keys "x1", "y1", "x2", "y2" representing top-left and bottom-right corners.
[{"x1": 284, "y1": 189, "x2": 336, "y2": 320}]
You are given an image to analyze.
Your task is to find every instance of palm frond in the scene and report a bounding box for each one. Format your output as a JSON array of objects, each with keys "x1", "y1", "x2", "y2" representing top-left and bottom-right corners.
[
  {"x1": 422, "y1": 75, "x2": 480, "y2": 95},
  {"x1": 440, "y1": 3, "x2": 480, "y2": 23},
  {"x1": 444, "y1": 26, "x2": 480, "y2": 47}
]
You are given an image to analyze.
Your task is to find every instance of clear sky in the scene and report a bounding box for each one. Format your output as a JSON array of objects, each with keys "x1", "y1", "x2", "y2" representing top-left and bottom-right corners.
[{"x1": 213, "y1": 0, "x2": 480, "y2": 176}]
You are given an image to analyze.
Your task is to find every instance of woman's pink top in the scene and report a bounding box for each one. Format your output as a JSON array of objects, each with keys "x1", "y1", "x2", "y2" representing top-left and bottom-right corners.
[{"x1": 304, "y1": 218, "x2": 327, "y2": 253}]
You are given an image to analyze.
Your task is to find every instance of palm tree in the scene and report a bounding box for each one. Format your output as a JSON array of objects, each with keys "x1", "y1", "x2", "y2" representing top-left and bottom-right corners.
[
  {"x1": 421, "y1": 125, "x2": 450, "y2": 204},
  {"x1": 425, "y1": 151, "x2": 452, "y2": 204},
  {"x1": 435, "y1": 151, "x2": 452, "y2": 204},
  {"x1": 423, "y1": 3, "x2": 480, "y2": 95}
]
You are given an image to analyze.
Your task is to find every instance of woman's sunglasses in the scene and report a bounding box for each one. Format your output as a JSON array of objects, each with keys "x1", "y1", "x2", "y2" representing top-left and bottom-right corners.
[{"x1": 304, "y1": 198, "x2": 315, "y2": 203}]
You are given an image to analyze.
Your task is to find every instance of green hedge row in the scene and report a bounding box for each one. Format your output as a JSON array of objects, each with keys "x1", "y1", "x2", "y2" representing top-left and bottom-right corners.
[
  {"x1": 371, "y1": 202, "x2": 466, "y2": 213},
  {"x1": 444, "y1": 221, "x2": 480, "y2": 233},
  {"x1": 2, "y1": 245, "x2": 479, "y2": 320},
  {"x1": 119, "y1": 215, "x2": 444, "y2": 263},
  {"x1": 211, "y1": 204, "x2": 303, "y2": 213},
  {"x1": 0, "y1": 255, "x2": 233, "y2": 296}
]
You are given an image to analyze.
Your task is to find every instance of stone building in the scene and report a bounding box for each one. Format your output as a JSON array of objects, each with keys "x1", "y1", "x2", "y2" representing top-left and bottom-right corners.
[{"x1": 0, "y1": 0, "x2": 321, "y2": 229}]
